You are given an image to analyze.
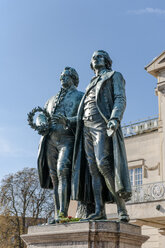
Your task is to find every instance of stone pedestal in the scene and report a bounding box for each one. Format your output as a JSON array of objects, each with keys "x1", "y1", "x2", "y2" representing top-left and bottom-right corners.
[{"x1": 21, "y1": 221, "x2": 148, "y2": 248}]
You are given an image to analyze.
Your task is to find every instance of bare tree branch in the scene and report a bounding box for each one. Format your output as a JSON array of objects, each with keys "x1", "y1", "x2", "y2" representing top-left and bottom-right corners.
[{"x1": 0, "y1": 167, "x2": 54, "y2": 248}]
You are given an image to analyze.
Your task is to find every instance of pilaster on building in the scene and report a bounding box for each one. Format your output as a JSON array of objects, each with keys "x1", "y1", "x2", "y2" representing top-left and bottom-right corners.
[{"x1": 145, "y1": 51, "x2": 165, "y2": 182}]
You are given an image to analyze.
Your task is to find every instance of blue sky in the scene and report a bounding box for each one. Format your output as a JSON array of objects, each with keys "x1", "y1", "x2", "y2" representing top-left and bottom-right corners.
[{"x1": 0, "y1": 0, "x2": 165, "y2": 182}]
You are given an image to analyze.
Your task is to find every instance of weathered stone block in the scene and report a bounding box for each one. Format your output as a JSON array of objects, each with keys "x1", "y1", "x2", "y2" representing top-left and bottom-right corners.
[{"x1": 21, "y1": 221, "x2": 149, "y2": 248}]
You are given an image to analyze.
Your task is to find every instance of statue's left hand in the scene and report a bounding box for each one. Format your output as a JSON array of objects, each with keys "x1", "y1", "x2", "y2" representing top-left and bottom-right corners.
[
  {"x1": 37, "y1": 125, "x2": 50, "y2": 136},
  {"x1": 51, "y1": 113, "x2": 68, "y2": 126},
  {"x1": 107, "y1": 119, "x2": 119, "y2": 132}
]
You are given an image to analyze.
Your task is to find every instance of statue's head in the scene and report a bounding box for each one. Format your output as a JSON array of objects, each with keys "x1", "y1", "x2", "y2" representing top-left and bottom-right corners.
[
  {"x1": 90, "y1": 50, "x2": 112, "y2": 71},
  {"x1": 60, "y1": 67, "x2": 79, "y2": 88}
]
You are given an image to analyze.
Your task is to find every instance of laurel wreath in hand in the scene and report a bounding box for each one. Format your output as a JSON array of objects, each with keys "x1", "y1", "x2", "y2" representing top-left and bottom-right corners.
[{"x1": 27, "y1": 106, "x2": 51, "y2": 134}]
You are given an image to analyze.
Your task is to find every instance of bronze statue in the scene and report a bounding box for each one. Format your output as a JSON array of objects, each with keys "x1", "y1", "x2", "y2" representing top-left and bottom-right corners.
[
  {"x1": 36, "y1": 67, "x2": 83, "y2": 223},
  {"x1": 72, "y1": 50, "x2": 132, "y2": 222}
]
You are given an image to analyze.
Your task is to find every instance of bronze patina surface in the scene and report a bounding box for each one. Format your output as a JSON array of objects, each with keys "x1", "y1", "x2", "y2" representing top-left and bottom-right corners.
[{"x1": 72, "y1": 50, "x2": 132, "y2": 222}]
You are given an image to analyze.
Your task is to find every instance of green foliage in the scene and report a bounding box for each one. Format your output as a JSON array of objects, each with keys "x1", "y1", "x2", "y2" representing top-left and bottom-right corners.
[{"x1": 58, "y1": 217, "x2": 80, "y2": 223}]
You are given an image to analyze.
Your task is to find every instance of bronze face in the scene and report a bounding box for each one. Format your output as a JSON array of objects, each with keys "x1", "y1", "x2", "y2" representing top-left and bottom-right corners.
[
  {"x1": 91, "y1": 51, "x2": 106, "y2": 70},
  {"x1": 60, "y1": 69, "x2": 74, "y2": 88}
]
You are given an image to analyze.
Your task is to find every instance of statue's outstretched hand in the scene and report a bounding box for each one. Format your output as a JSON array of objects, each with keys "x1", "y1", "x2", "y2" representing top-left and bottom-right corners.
[
  {"x1": 51, "y1": 113, "x2": 68, "y2": 126},
  {"x1": 37, "y1": 124, "x2": 50, "y2": 136}
]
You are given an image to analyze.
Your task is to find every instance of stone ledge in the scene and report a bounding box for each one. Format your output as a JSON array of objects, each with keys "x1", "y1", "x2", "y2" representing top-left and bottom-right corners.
[{"x1": 21, "y1": 221, "x2": 149, "y2": 248}]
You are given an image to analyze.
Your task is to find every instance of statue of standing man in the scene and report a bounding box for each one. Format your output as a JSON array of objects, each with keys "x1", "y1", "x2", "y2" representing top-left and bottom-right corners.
[
  {"x1": 37, "y1": 67, "x2": 83, "y2": 223},
  {"x1": 72, "y1": 50, "x2": 132, "y2": 222}
]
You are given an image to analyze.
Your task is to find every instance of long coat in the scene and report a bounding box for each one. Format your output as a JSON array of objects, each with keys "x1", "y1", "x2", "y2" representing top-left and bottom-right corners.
[
  {"x1": 37, "y1": 87, "x2": 84, "y2": 189},
  {"x1": 71, "y1": 70, "x2": 132, "y2": 203}
]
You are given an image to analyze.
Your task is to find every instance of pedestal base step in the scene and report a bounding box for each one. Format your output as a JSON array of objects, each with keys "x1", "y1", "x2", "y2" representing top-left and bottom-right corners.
[{"x1": 21, "y1": 220, "x2": 149, "y2": 248}]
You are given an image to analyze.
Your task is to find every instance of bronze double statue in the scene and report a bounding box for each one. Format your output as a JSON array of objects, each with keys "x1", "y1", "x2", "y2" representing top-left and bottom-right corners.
[{"x1": 28, "y1": 50, "x2": 132, "y2": 223}]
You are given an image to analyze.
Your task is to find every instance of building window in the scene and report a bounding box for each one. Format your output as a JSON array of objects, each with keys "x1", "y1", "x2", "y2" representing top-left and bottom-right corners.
[{"x1": 129, "y1": 167, "x2": 142, "y2": 186}]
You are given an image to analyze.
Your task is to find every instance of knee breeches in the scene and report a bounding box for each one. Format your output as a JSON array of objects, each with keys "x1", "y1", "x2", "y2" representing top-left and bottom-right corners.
[
  {"x1": 45, "y1": 134, "x2": 74, "y2": 186},
  {"x1": 83, "y1": 125, "x2": 114, "y2": 178}
]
